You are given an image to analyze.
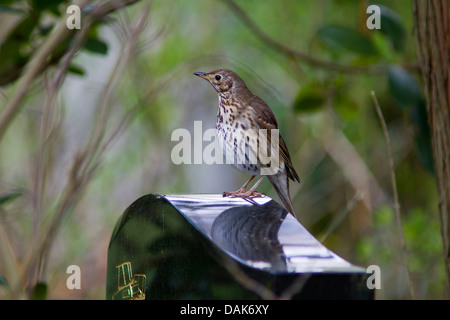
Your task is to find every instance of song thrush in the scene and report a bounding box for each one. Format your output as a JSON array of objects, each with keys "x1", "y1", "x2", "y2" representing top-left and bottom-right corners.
[{"x1": 194, "y1": 69, "x2": 300, "y2": 217}]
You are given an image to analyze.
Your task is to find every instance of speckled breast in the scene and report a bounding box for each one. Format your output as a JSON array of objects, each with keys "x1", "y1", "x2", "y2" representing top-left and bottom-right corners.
[{"x1": 216, "y1": 98, "x2": 261, "y2": 175}]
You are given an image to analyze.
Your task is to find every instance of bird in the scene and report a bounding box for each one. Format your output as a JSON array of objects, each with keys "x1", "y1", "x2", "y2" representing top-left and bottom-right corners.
[{"x1": 194, "y1": 69, "x2": 300, "y2": 217}]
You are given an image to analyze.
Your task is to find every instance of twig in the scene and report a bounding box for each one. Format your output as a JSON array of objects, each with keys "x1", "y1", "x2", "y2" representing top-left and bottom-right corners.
[
  {"x1": 220, "y1": 0, "x2": 418, "y2": 75},
  {"x1": 316, "y1": 115, "x2": 390, "y2": 211},
  {"x1": 370, "y1": 90, "x2": 415, "y2": 299},
  {"x1": 20, "y1": 0, "x2": 147, "y2": 293},
  {"x1": 0, "y1": 219, "x2": 26, "y2": 299},
  {"x1": 0, "y1": 0, "x2": 142, "y2": 143},
  {"x1": 278, "y1": 274, "x2": 311, "y2": 300},
  {"x1": 320, "y1": 192, "x2": 364, "y2": 244},
  {"x1": 0, "y1": 0, "x2": 91, "y2": 143},
  {"x1": 220, "y1": 256, "x2": 278, "y2": 300}
]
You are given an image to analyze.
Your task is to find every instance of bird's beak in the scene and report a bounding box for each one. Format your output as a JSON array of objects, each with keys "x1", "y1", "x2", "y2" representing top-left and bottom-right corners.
[{"x1": 194, "y1": 72, "x2": 210, "y2": 81}]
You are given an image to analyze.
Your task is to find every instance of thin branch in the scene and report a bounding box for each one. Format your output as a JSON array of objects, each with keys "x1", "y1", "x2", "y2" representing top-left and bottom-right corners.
[
  {"x1": 316, "y1": 115, "x2": 390, "y2": 211},
  {"x1": 0, "y1": 0, "x2": 142, "y2": 143},
  {"x1": 19, "y1": 0, "x2": 146, "y2": 293},
  {"x1": 278, "y1": 274, "x2": 311, "y2": 300},
  {"x1": 34, "y1": 3, "x2": 151, "y2": 287},
  {"x1": 219, "y1": 256, "x2": 278, "y2": 300},
  {"x1": 220, "y1": 0, "x2": 418, "y2": 75},
  {"x1": 371, "y1": 90, "x2": 415, "y2": 299},
  {"x1": 219, "y1": 250, "x2": 312, "y2": 299},
  {"x1": 320, "y1": 192, "x2": 364, "y2": 244},
  {"x1": 0, "y1": 0, "x2": 91, "y2": 143},
  {"x1": 0, "y1": 218, "x2": 26, "y2": 299}
]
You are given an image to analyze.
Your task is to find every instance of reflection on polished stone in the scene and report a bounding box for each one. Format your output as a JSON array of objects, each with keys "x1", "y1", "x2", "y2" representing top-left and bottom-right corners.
[
  {"x1": 211, "y1": 200, "x2": 288, "y2": 272},
  {"x1": 107, "y1": 194, "x2": 374, "y2": 299},
  {"x1": 167, "y1": 194, "x2": 359, "y2": 274}
]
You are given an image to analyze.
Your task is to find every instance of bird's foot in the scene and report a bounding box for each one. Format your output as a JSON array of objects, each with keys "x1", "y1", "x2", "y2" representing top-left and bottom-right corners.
[
  {"x1": 223, "y1": 189, "x2": 266, "y2": 205},
  {"x1": 222, "y1": 187, "x2": 247, "y2": 197},
  {"x1": 242, "y1": 190, "x2": 265, "y2": 199}
]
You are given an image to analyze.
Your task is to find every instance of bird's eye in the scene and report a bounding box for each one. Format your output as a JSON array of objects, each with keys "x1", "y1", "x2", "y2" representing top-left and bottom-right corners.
[{"x1": 215, "y1": 75, "x2": 221, "y2": 81}]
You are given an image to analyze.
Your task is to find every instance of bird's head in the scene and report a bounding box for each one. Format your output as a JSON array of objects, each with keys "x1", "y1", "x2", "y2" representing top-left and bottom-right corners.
[{"x1": 194, "y1": 69, "x2": 247, "y2": 97}]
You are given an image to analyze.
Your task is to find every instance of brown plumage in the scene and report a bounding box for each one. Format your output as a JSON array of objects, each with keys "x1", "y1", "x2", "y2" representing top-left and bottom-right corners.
[{"x1": 194, "y1": 69, "x2": 300, "y2": 217}]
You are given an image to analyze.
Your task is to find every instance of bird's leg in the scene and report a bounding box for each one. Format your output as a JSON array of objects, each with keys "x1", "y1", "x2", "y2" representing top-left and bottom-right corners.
[
  {"x1": 223, "y1": 176, "x2": 266, "y2": 205},
  {"x1": 237, "y1": 176, "x2": 266, "y2": 206},
  {"x1": 242, "y1": 176, "x2": 265, "y2": 199},
  {"x1": 223, "y1": 176, "x2": 255, "y2": 197}
]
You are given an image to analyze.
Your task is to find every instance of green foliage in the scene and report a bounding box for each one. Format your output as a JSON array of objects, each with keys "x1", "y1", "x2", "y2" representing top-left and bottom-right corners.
[
  {"x1": 317, "y1": 25, "x2": 378, "y2": 56},
  {"x1": 0, "y1": 192, "x2": 22, "y2": 207},
  {"x1": 0, "y1": 0, "x2": 109, "y2": 86},
  {"x1": 378, "y1": 5, "x2": 406, "y2": 52},
  {"x1": 388, "y1": 66, "x2": 423, "y2": 108},
  {"x1": 31, "y1": 283, "x2": 48, "y2": 300},
  {"x1": 357, "y1": 206, "x2": 444, "y2": 299},
  {"x1": 293, "y1": 83, "x2": 326, "y2": 114}
]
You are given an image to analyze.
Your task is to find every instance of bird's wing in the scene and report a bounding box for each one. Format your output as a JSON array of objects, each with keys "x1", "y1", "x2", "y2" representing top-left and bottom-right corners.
[{"x1": 249, "y1": 96, "x2": 300, "y2": 183}]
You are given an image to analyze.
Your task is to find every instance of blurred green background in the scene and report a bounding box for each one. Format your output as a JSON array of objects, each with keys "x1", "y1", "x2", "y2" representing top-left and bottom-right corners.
[{"x1": 0, "y1": 0, "x2": 444, "y2": 299}]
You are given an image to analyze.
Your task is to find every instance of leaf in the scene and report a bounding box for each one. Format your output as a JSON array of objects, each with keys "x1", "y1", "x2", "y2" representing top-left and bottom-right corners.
[
  {"x1": 32, "y1": 282, "x2": 48, "y2": 300},
  {"x1": 84, "y1": 37, "x2": 109, "y2": 55},
  {"x1": 0, "y1": 192, "x2": 22, "y2": 207},
  {"x1": 0, "y1": 10, "x2": 41, "y2": 85},
  {"x1": 387, "y1": 66, "x2": 423, "y2": 108},
  {"x1": 293, "y1": 85, "x2": 326, "y2": 114},
  {"x1": 68, "y1": 64, "x2": 86, "y2": 76},
  {"x1": 371, "y1": 32, "x2": 395, "y2": 61},
  {"x1": 334, "y1": 92, "x2": 359, "y2": 121},
  {"x1": 30, "y1": 0, "x2": 66, "y2": 11},
  {"x1": 379, "y1": 5, "x2": 406, "y2": 52},
  {"x1": 0, "y1": 274, "x2": 7, "y2": 287},
  {"x1": 412, "y1": 100, "x2": 434, "y2": 173},
  {"x1": 0, "y1": 0, "x2": 17, "y2": 6},
  {"x1": 375, "y1": 205, "x2": 394, "y2": 226},
  {"x1": 0, "y1": 5, "x2": 25, "y2": 14},
  {"x1": 317, "y1": 25, "x2": 378, "y2": 56}
]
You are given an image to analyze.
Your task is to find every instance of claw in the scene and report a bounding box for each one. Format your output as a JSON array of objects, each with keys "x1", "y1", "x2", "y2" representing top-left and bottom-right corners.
[
  {"x1": 222, "y1": 189, "x2": 266, "y2": 205},
  {"x1": 222, "y1": 176, "x2": 266, "y2": 204}
]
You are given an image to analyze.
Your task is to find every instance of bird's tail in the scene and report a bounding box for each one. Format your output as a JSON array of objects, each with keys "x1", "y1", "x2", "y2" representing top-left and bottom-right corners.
[{"x1": 267, "y1": 171, "x2": 296, "y2": 218}]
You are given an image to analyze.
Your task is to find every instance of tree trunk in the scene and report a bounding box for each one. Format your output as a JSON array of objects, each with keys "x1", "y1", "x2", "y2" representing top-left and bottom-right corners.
[{"x1": 413, "y1": 0, "x2": 450, "y2": 289}]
